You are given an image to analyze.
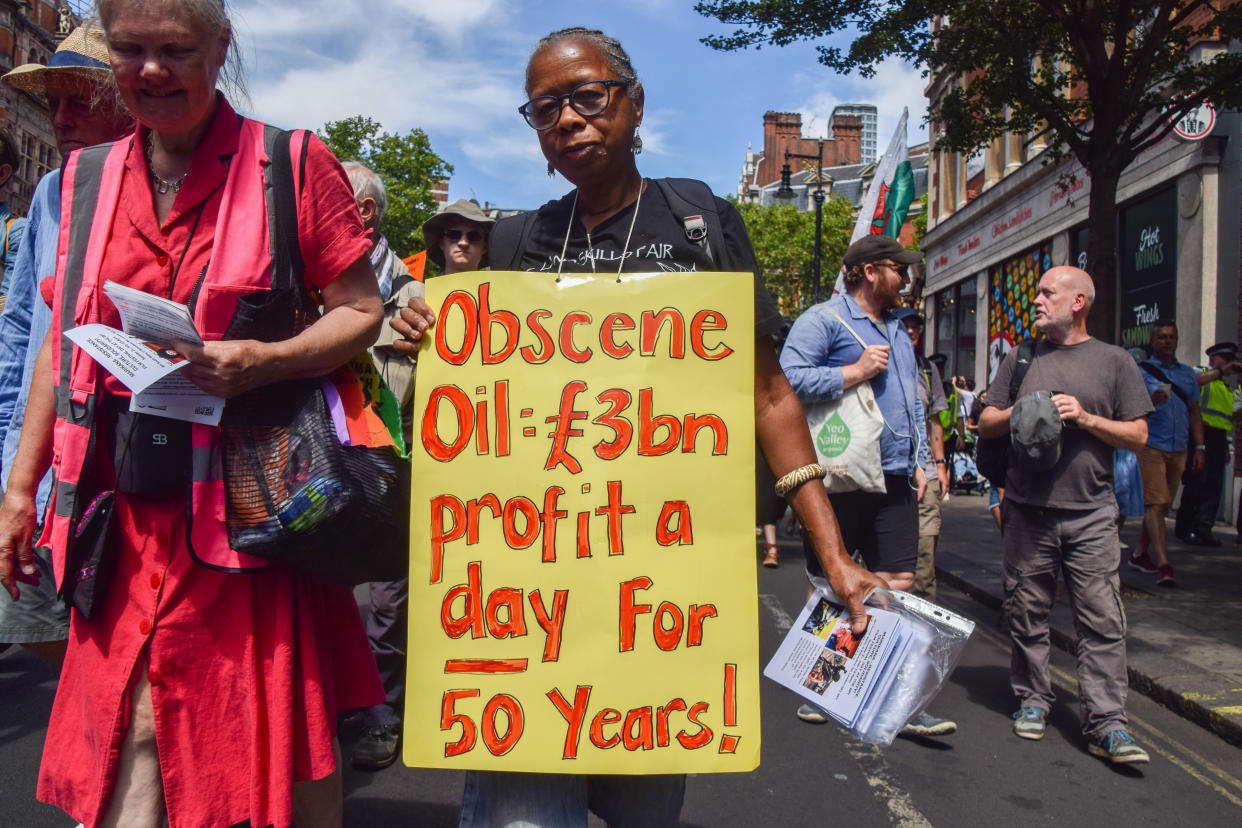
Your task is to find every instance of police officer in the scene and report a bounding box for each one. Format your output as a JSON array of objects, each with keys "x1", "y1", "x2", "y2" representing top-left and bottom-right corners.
[{"x1": 1176, "y1": 342, "x2": 1240, "y2": 546}]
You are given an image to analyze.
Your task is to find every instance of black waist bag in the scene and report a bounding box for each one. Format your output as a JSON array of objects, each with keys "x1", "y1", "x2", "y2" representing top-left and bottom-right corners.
[{"x1": 106, "y1": 402, "x2": 191, "y2": 496}]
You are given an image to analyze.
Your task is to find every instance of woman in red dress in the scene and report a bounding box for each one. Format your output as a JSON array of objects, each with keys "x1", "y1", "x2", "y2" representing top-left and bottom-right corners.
[{"x1": 0, "y1": 2, "x2": 383, "y2": 826}]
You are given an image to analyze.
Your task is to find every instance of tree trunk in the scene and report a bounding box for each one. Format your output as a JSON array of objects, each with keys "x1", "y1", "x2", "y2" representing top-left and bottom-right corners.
[{"x1": 1085, "y1": 166, "x2": 1121, "y2": 343}]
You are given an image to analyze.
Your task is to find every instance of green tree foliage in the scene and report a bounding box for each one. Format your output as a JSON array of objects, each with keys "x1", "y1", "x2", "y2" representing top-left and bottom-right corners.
[
  {"x1": 735, "y1": 195, "x2": 854, "y2": 315},
  {"x1": 698, "y1": 0, "x2": 1242, "y2": 338},
  {"x1": 910, "y1": 197, "x2": 927, "y2": 249},
  {"x1": 319, "y1": 116, "x2": 454, "y2": 257}
]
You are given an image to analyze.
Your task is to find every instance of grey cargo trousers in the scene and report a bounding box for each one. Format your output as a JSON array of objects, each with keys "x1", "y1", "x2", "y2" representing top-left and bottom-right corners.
[{"x1": 1002, "y1": 500, "x2": 1128, "y2": 737}]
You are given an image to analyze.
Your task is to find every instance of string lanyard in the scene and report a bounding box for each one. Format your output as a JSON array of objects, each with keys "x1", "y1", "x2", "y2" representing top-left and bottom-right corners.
[
  {"x1": 167, "y1": 202, "x2": 206, "y2": 299},
  {"x1": 557, "y1": 178, "x2": 645, "y2": 281},
  {"x1": 163, "y1": 156, "x2": 231, "y2": 300}
]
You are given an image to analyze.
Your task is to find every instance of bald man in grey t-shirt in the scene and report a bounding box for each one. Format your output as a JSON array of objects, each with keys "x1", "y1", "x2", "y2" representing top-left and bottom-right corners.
[{"x1": 980, "y1": 267, "x2": 1153, "y2": 765}]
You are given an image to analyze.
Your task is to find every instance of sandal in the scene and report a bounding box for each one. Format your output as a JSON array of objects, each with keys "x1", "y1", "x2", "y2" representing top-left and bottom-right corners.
[{"x1": 762, "y1": 544, "x2": 780, "y2": 568}]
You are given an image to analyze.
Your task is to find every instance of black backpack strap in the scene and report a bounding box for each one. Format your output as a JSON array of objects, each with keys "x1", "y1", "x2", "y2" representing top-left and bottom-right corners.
[
  {"x1": 263, "y1": 126, "x2": 304, "y2": 292},
  {"x1": 488, "y1": 210, "x2": 538, "y2": 271},
  {"x1": 916, "y1": 353, "x2": 933, "y2": 395},
  {"x1": 654, "y1": 178, "x2": 729, "y2": 269},
  {"x1": 1139, "y1": 362, "x2": 1192, "y2": 407},
  {"x1": 1009, "y1": 338, "x2": 1036, "y2": 402}
]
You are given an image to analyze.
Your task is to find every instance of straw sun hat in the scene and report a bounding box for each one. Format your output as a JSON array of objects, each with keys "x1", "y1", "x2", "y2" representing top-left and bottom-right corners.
[{"x1": 3, "y1": 26, "x2": 112, "y2": 95}]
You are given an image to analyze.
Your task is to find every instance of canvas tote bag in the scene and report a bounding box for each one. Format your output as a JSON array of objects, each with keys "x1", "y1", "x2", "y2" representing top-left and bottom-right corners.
[{"x1": 803, "y1": 308, "x2": 887, "y2": 494}]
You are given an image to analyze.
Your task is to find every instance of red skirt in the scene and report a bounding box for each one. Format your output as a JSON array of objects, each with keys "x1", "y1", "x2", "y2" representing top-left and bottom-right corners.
[{"x1": 37, "y1": 492, "x2": 383, "y2": 828}]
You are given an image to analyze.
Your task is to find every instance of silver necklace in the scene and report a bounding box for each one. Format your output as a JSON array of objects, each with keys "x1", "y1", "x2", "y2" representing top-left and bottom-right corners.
[
  {"x1": 145, "y1": 132, "x2": 188, "y2": 195},
  {"x1": 557, "y1": 178, "x2": 645, "y2": 280}
]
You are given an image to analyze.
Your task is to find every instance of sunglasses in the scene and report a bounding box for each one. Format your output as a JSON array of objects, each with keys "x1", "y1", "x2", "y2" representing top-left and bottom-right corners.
[
  {"x1": 444, "y1": 228, "x2": 485, "y2": 244},
  {"x1": 519, "y1": 79, "x2": 629, "y2": 131},
  {"x1": 875, "y1": 260, "x2": 910, "y2": 278}
]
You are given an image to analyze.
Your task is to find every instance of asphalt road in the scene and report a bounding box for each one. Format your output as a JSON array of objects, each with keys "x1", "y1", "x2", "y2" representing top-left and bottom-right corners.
[{"x1": 3, "y1": 543, "x2": 1240, "y2": 826}]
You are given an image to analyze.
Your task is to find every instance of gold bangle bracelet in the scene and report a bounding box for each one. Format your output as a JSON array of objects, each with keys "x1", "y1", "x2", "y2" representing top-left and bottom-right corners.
[{"x1": 774, "y1": 463, "x2": 828, "y2": 498}]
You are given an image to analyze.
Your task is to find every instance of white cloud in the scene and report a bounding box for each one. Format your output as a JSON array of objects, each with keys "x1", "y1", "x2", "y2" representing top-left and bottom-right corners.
[
  {"x1": 248, "y1": 54, "x2": 517, "y2": 136},
  {"x1": 219, "y1": 1, "x2": 927, "y2": 209},
  {"x1": 636, "y1": 108, "x2": 673, "y2": 157},
  {"x1": 234, "y1": 0, "x2": 506, "y2": 42},
  {"x1": 796, "y1": 58, "x2": 930, "y2": 151},
  {"x1": 459, "y1": 130, "x2": 543, "y2": 170},
  {"x1": 231, "y1": 0, "x2": 538, "y2": 203},
  {"x1": 388, "y1": 0, "x2": 504, "y2": 38}
]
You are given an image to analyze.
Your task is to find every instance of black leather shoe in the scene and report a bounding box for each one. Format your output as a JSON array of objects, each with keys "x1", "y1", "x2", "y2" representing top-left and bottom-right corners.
[
  {"x1": 351, "y1": 723, "x2": 401, "y2": 770},
  {"x1": 1186, "y1": 531, "x2": 1222, "y2": 547}
]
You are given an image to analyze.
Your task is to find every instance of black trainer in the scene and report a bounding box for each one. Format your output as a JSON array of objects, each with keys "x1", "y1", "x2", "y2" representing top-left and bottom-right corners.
[
  {"x1": 351, "y1": 723, "x2": 401, "y2": 771},
  {"x1": 1186, "y1": 531, "x2": 1222, "y2": 547}
]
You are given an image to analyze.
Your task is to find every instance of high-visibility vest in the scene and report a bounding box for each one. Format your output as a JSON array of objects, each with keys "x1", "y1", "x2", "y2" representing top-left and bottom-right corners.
[
  {"x1": 1200, "y1": 373, "x2": 1233, "y2": 432},
  {"x1": 42, "y1": 120, "x2": 308, "y2": 588},
  {"x1": 939, "y1": 388, "x2": 958, "y2": 434}
]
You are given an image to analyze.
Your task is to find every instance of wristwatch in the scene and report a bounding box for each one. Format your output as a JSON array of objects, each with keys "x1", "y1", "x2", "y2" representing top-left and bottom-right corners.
[
  {"x1": 1194, "y1": 445, "x2": 1206, "y2": 451},
  {"x1": 934, "y1": 459, "x2": 947, "y2": 465}
]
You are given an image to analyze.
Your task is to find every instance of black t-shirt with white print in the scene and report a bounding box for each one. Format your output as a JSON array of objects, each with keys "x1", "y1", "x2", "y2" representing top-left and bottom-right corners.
[{"x1": 514, "y1": 180, "x2": 784, "y2": 337}]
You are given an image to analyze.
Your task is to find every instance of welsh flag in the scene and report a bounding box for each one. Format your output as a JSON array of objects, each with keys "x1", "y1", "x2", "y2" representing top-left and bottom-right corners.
[{"x1": 851, "y1": 107, "x2": 915, "y2": 242}]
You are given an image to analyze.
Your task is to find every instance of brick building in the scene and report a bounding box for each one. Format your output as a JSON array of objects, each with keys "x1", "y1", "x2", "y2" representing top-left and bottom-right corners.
[
  {"x1": 737, "y1": 110, "x2": 863, "y2": 201},
  {"x1": 0, "y1": 0, "x2": 74, "y2": 214}
]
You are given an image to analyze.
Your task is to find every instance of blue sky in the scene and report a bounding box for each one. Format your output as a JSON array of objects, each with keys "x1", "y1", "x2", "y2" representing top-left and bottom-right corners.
[{"x1": 222, "y1": 1, "x2": 927, "y2": 210}]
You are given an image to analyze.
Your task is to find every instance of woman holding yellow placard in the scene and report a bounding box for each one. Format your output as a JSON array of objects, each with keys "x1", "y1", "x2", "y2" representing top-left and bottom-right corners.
[{"x1": 393, "y1": 26, "x2": 887, "y2": 828}]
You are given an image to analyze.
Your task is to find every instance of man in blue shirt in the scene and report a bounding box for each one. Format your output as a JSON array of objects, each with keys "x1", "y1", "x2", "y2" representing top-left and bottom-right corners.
[
  {"x1": 1129, "y1": 321, "x2": 1203, "y2": 586},
  {"x1": 781, "y1": 235, "x2": 955, "y2": 737},
  {"x1": 0, "y1": 26, "x2": 134, "y2": 661}
]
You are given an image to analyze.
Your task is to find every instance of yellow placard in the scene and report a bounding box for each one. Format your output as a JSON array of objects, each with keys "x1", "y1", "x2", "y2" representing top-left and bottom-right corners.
[{"x1": 404, "y1": 270, "x2": 759, "y2": 773}]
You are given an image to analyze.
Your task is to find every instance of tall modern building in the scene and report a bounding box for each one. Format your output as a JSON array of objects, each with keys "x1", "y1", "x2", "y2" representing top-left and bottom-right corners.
[{"x1": 832, "y1": 104, "x2": 878, "y2": 164}]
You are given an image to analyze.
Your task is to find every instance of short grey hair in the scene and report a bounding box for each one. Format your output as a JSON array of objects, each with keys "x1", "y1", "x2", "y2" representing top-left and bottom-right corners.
[
  {"x1": 342, "y1": 161, "x2": 387, "y2": 224},
  {"x1": 96, "y1": 0, "x2": 248, "y2": 103},
  {"x1": 527, "y1": 27, "x2": 641, "y2": 102}
]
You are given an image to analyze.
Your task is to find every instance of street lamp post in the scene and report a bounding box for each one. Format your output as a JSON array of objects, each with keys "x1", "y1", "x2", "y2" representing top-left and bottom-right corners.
[{"x1": 775, "y1": 138, "x2": 827, "y2": 304}]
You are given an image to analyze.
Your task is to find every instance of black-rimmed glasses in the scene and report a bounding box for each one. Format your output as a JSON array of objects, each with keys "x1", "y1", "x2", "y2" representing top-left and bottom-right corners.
[
  {"x1": 444, "y1": 228, "x2": 485, "y2": 244},
  {"x1": 519, "y1": 79, "x2": 629, "y2": 131}
]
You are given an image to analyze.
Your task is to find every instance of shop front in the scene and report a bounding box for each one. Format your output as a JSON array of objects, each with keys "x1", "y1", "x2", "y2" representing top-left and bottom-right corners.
[{"x1": 920, "y1": 117, "x2": 1238, "y2": 389}]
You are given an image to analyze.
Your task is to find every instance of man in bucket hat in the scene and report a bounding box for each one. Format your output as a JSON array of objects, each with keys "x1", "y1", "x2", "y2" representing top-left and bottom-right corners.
[
  {"x1": 979, "y1": 266, "x2": 1154, "y2": 763},
  {"x1": 0, "y1": 24, "x2": 133, "y2": 663},
  {"x1": 422, "y1": 198, "x2": 494, "y2": 276}
]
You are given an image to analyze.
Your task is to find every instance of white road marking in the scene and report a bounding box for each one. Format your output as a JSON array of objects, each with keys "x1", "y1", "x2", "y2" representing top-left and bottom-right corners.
[
  {"x1": 759, "y1": 593, "x2": 795, "y2": 633},
  {"x1": 845, "y1": 741, "x2": 935, "y2": 828},
  {"x1": 760, "y1": 593, "x2": 934, "y2": 826}
]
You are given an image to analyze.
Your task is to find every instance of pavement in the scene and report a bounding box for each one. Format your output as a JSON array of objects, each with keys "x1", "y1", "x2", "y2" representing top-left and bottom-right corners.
[{"x1": 935, "y1": 489, "x2": 1242, "y2": 747}]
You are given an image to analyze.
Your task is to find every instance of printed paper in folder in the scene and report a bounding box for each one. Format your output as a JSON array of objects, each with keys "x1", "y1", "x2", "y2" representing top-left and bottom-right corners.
[{"x1": 763, "y1": 591, "x2": 910, "y2": 728}]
